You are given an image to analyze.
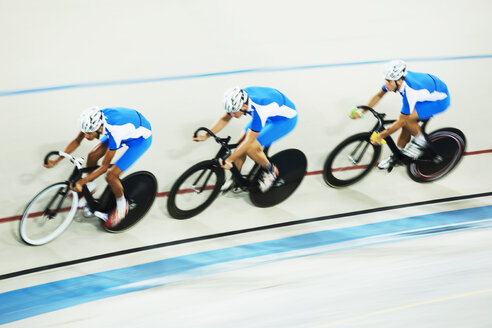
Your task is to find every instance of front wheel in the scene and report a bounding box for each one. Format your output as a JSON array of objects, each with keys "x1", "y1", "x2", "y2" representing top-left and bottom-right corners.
[
  {"x1": 408, "y1": 128, "x2": 466, "y2": 182},
  {"x1": 19, "y1": 183, "x2": 78, "y2": 246},
  {"x1": 167, "y1": 160, "x2": 225, "y2": 219},
  {"x1": 323, "y1": 132, "x2": 382, "y2": 188}
]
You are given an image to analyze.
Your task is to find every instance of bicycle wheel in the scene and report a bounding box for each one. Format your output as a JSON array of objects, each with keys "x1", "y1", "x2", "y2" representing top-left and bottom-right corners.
[
  {"x1": 167, "y1": 160, "x2": 225, "y2": 219},
  {"x1": 98, "y1": 171, "x2": 158, "y2": 232},
  {"x1": 249, "y1": 149, "x2": 307, "y2": 208},
  {"x1": 19, "y1": 183, "x2": 78, "y2": 246},
  {"x1": 408, "y1": 128, "x2": 466, "y2": 183},
  {"x1": 323, "y1": 132, "x2": 381, "y2": 188}
]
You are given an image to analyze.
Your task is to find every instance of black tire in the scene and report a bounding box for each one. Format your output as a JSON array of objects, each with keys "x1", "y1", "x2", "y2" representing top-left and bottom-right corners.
[
  {"x1": 99, "y1": 171, "x2": 158, "y2": 232},
  {"x1": 167, "y1": 160, "x2": 225, "y2": 219},
  {"x1": 19, "y1": 182, "x2": 78, "y2": 245},
  {"x1": 249, "y1": 149, "x2": 307, "y2": 208},
  {"x1": 323, "y1": 132, "x2": 382, "y2": 188},
  {"x1": 408, "y1": 128, "x2": 466, "y2": 183}
]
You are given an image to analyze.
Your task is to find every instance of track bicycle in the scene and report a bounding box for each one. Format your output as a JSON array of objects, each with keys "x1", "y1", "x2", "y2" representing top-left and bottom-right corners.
[
  {"x1": 323, "y1": 105, "x2": 466, "y2": 187},
  {"x1": 19, "y1": 151, "x2": 157, "y2": 245},
  {"x1": 167, "y1": 127, "x2": 307, "y2": 219}
]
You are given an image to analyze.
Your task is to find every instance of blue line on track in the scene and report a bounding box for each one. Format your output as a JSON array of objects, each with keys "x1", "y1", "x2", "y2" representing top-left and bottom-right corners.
[
  {"x1": 1, "y1": 205, "x2": 492, "y2": 324},
  {"x1": 1, "y1": 54, "x2": 491, "y2": 97}
]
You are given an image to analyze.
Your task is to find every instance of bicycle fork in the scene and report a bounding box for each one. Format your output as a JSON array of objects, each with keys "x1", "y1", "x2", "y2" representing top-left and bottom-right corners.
[
  {"x1": 44, "y1": 186, "x2": 70, "y2": 219},
  {"x1": 349, "y1": 140, "x2": 371, "y2": 165}
]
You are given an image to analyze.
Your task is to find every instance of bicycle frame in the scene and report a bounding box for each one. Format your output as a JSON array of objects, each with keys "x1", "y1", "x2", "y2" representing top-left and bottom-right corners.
[
  {"x1": 45, "y1": 151, "x2": 103, "y2": 214},
  {"x1": 194, "y1": 127, "x2": 269, "y2": 192},
  {"x1": 357, "y1": 106, "x2": 438, "y2": 166}
]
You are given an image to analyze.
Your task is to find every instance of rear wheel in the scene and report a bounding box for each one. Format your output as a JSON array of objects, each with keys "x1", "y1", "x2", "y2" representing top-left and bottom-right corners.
[
  {"x1": 408, "y1": 129, "x2": 466, "y2": 182},
  {"x1": 167, "y1": 160, "x2": 225, "y2": 219},
  {"x1": 19, "y1": 183, "x2": 78, "y2": 245},
  {"x1": 98, "y1": 171, "x2": 158, "y2": 232},
  {"x1": 249, "y1": 149, "x2": 307, "y2": 208},
  {"x1": 323, "y1": 132, "x2": 381, "y2": 188}
]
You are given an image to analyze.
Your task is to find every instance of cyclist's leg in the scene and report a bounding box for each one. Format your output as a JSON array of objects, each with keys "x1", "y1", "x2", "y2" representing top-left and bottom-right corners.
[
  {"x1": 106, "y1": 136, "x2": 152, "y2": 223},
  {"x1": 252, "y1": 116, "x2": 297, "y2": 168},
  {"x1": 403, "y1": 111, "x2": 422, "y2": 135},
  {"x1": 246, "y1": 140, "x2": 270, "y2": 169},
  {"x1": 109, "y1": 136, "x2": 153, "y2": 186},
  {"x1": 237, "y1": 114, "x2": 298, "y2": 171},
  {"x1": 414, "y1": 96, "x2": 450, "y2": 141},
  {"x1": 77, "y1": 141, "x2": 107, "y2": 205},
  {"x1": 397, "y1": 127, "x2": 412, "y2": 148},
  {"x1": 403, "y1": 97, "x2": 449, "y2": 159},
  {"x1": 255, "y1": 115, "x2": 298, "y2": 153},
  {"x1": 252, "y1": 116, "x2": 298, "y2": 191},
  {"x1": 232, "y1": 130, "x2": 248, "y2": 171}
]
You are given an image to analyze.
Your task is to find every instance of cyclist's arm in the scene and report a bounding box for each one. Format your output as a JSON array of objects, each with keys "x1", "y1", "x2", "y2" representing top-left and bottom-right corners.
[
  {"x1": 364, "y1": 88, "x2": 386, "y2": 113},
  {"x1": 44, "y1": 132, "x2": 85, "y2": 167},
  {"x1": 79, "y1": 149, "x2": 117, "y2": 184},
  {"x1": 193, "y1": 113, "x2": 232, "y2": 141},
  {"x1": 379, "y1": 112, "x2": 410, "y2": 139},
  {"x1": 226, "y1": 129, "x2": 258, "y2": 163}
]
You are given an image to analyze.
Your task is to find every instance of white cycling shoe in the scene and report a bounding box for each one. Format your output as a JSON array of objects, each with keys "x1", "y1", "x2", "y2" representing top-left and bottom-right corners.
[
  {"x1": 402, "y1": 139, "x2": 426, "y2": 159},
  {"x1": 378, "y1": 156, "x2": 394, "y2": 170},
  {"x1": 258, "y1": 165, "x2": 279, "y2": 193}
]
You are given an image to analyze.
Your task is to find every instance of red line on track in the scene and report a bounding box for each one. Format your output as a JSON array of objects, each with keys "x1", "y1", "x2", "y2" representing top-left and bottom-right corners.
[{"x1": 1, "y1": 148, "x2": 490, "y2": 224}]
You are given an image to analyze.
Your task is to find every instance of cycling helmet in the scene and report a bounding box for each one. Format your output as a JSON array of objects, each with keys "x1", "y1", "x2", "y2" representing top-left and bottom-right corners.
[
  {"x1": 79, "y1": 106, "x2": 103, "y2": 133},
  {"x1": 382, "y1": 59, "x2": 407, "y2": 80},
  {"x1": 223, "y1": 86, "x2": 248, "y2": 113}
]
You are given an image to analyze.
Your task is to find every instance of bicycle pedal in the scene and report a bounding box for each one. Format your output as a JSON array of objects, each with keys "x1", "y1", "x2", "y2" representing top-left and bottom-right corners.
[
  {"x1": 128, "y1": 200, "x2": 137, "y2": 211},
  {"x1": 81, "y1": 206, "x2": 93, "y2": 218},
  {"x1": 433, "y1": 155, "x2": 443, "y2": 164},
  {"x1": 274, "y1": 178, "x2": 285, "y2": 187}
]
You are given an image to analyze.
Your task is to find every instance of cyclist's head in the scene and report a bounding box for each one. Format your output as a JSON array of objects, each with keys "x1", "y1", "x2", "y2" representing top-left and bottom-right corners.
[
  {"x1": 382, "y1": 59, "x2": 407, "y2": 81},
  {"x1": 223, "y1": 86, "x2": 248, "y2": 113},
  {"x1": 79, "y1": 106, "x2": 103, "y2": 133}
]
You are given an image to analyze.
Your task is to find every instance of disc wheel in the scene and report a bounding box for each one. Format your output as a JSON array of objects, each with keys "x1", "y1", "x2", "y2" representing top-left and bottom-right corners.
[
  {"x1": 408, "y1": 129, "x2": 466, "y2": 183},
  {"x1": 249, "y1": 149, "x2": 307, "y2": 208},
  {"x1": 99, "y1": 171, "x2": 158, "y2": 232}
]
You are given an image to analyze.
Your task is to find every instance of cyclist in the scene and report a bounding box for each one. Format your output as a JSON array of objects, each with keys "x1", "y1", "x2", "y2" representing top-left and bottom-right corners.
[
  {"x1": 44, "y1": 106, "x2": 152, "y2": 227},
  {"x1": 193, "y1": 86, "x2": 298, "y2": 192},
  {"x1": 350, "y1": 59, "x2": 450, "y2": 169}
]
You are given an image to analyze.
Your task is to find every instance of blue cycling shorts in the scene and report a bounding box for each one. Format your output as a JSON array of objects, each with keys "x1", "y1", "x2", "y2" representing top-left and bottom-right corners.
[
  {"x1": 414, "y1": 84, "x2": 450, "y2": 120},
  {"x1": 415, "y1": 95, "x2": 450, "y2": 120},
  {"x1": 244, "y1": 115, "x2": 298, "y2": 147},
  {"x1": 101, "y1": 135, "x2": 152, "y2": 172}
]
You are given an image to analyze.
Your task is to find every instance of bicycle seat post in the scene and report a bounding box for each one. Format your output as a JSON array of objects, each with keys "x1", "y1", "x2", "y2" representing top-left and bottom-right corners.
[
  {"x1": 230, "y1": 164, "x2": 247, "y2": 188},
  {"x1": 82, "y1": 185, "x2": 100, "y2": 212}
]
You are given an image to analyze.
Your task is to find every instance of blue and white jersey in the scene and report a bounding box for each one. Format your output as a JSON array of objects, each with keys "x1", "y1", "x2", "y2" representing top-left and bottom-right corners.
[
  {"x1": 244, "y1": 86, "x2": 297, "y2": 132},
  {"x1": 101, "y1": 107, "x2": 152, "y2": 150},
  {"x1": 382, "y1": 71, "x2": 449, "y2": 115}
]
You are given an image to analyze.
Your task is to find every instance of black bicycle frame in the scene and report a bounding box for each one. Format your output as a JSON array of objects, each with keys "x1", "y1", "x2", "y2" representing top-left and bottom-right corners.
[
  {"x1": 194, "y1": 127, "x2": 270, "y2": 191},
  {"x1": 357, "y1": 105, "x2": 436, "y2": 164}
]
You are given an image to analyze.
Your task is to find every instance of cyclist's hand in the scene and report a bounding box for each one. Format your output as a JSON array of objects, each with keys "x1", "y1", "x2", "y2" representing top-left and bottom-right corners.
[
  {"x1": 192, "y1": 133, "x2": 208, "y2": 142},
  {"x1": 349, "y1": 107, "x2": 364, "y2": 120},
  {"x1": 219, "y1": 158, "x2": 233, "y2": 170},
  {"x1": 370, "y1": 131, "x2": 386, "y2": 145},
  {"x1": 44, "y1": 158, "x2": 60, "y2": 168},
  {"x1": 70, "y1": 179, "x2": 85, "y2": 193}
]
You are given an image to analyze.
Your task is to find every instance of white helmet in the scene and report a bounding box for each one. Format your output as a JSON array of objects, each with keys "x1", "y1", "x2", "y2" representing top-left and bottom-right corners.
[
  {"x1": 79, "y1": 106, "x2": 103, "y2": 133},
  {"x1": 382, "y1": 59, "x2": 407, "y2": 80},
  {"x1": 223, "y1": 86, "x2": 248, "y2": 113}
]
